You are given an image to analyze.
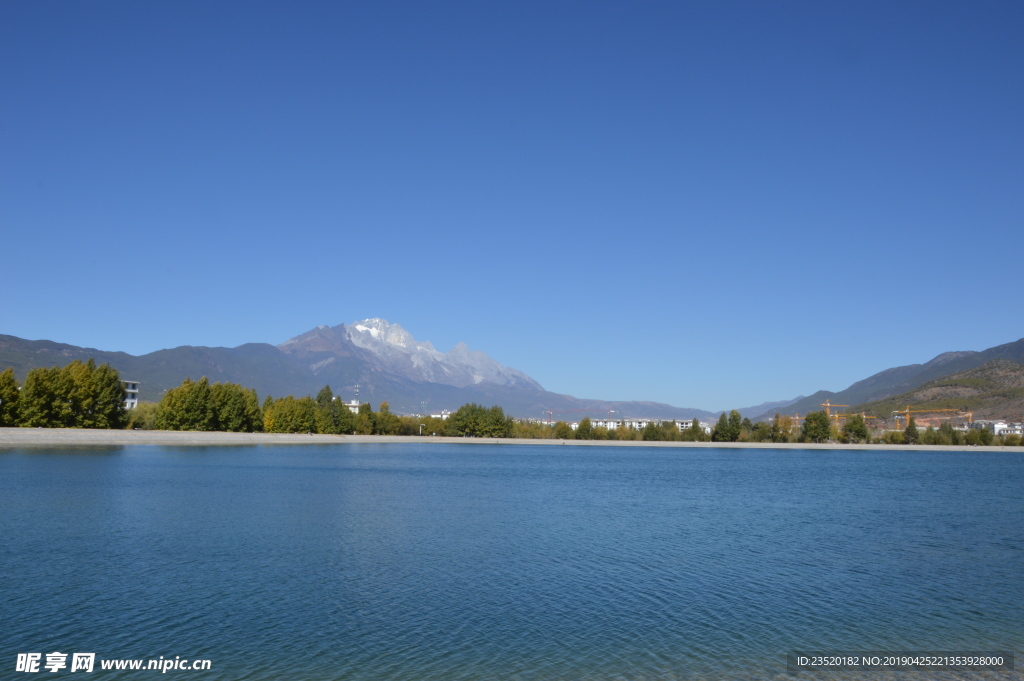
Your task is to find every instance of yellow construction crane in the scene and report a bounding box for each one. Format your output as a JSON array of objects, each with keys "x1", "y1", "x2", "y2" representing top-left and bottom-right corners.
[
  {"x1": 832, "y1": 412, "x2": 879, "y2": 429},
  {"x1": 891, "y1": 406, "x2": 961, "y2": 429},
  {"x1": 820, "y1": 400, "x2": 849, "y2": 416}
]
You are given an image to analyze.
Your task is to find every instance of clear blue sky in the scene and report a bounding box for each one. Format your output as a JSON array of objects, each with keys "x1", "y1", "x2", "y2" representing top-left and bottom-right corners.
[{"x1": 2, "y1": 1, "x2": 1022, "y2": 412}]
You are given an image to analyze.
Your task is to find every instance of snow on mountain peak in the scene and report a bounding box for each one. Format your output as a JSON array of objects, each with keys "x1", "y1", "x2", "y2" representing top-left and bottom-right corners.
[
  {"x1": 350, "y1": 318, "x2": 421, "y2": 350},
  {"x1": 282, "y1": 318, "x2": 543, "y2": 391},
  {"x1": 353, "y1": 323, "x2": 380, "y2": 338}
]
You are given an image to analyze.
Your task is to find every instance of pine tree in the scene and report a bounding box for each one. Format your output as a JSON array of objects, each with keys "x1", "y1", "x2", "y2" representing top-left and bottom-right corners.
[
  {"x1": 712, "y1": 412, "x2": 730, "y2": 441},
  {"x1": 904, "y1": 415, "x2": 919, "y2": 445},
  {"x1": 316, "y1": 385, "x2": 334, "y2": 409},
  {"x1": 728, "y1": 410, "x2": 743, "y2": 441}
]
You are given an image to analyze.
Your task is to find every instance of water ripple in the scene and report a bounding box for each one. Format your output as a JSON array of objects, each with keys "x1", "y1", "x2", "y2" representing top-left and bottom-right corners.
[{"x1": 2, "y1": 445, "x2": 1022, "y2": 680}]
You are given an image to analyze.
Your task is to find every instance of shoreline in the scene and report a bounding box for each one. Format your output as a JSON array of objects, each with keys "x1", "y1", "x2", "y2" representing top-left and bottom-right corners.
[{"x1": 0, "y1": 427, "x2": 1018, "y2": 452}]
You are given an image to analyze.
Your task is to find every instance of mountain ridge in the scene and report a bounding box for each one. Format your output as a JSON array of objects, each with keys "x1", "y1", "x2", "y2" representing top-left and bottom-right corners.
[
  {"x1": 753, "y1": 338, "x2": 1024, "y2": 420},
  {"x1": 0, "y1": 320, "x2": 715, "y2": 421},
  {"x1": 7, "y1": 323, "x2": 1024, "y2": 423},
  {"x1": 851, "y1": 359, "x2": 1024, "y2": 422}
]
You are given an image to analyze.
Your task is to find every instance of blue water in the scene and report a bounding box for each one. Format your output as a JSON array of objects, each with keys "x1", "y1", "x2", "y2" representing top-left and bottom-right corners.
[{"x1": 2, "y1": 444, "x2": 1022, "y2": 680}]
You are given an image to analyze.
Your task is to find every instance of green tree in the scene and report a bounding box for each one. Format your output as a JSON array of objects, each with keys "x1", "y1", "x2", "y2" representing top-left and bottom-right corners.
[
  {"x1": 740, "y1": 416, "x2": 754, "y2": 439},
  {"x1": 480, "y1": 406, "x2": 513, "y2": 437},
  {"x1": 770, "y1": 414, "x2": 792, "y2": 443},
  {"x1": 938, "y1": 422, "x2": 962, "y2": 446},
  {"x1": 553, "y1": 420, "x2": 573, "y2": 439},
  {"x1": 659, "y1": 419, "x2": 684, "y2": 440},
  {"x1": 576, "y1": 417, "x2": 593, "y2": 440},
  {"x1": 446, "y1": 403, "x2": 512, "y2": 438},
  {"x1": 209, "y1": 382, "x2": 262, "y2": 432},
  {"x1": 682, "y1": 418, "x2": 707, "y2": 442},
  {"x1": 728, "y1": 410, "x2": 742, "y2": 441},
  {"x1": 842, "y1": 414, "x2": 869, "y2": 443},
  {"x1": 711, "y1": 413, "x2": 729, "y2": 441},
  {"x1": 19, "y1": 366, "x2": 67, "y2": 428},
  {"x1": 373, "y1": 401, "x2": 401, "y2": 435},
  {"x1": 641, "y1": 421, "x2": 663, "y2": 441},
  {"x1": 886, "y1": 430, "x2": 906, "y2": 445},
  {"x1": 242, "y1": 387, "x2": 263, "y2": 432},
  {"x1": 317, "y1": 398, "x2": 354, "y2": 434},
  {"x1": 904, "y1": 415, "x2": 919, "y2": 445},
  {"x1": 353, "y1": 403, "x2": 374, "y2": 435},
  {"x1": 712, "y1": 410, "x2": 742, "y2": 442},
  {"x1": 447, "y1": 403, "x2": 480, "y2": 436},
  {"x1": 0, "y1": 367, "x2": 20, "y2": 426},
  {"x1": 262, "y1": 395, "x2": 318, "y2": 433},
  {"x1": 63, "y1": 359, "x2": 97, "y2": 427},
  {"x1": 156, "y1": 377, "x2": 215, "y2": 431},
  {"x1": 9, "y1": 359, "x2": 126, "y2": 429},
  {"x1": 90, "y1": 362, "x2": 128, "y2": 429},
  {"x1": 127, "y1": 402, "x2": 160, "y2": 430},
  {"x1": 801, "y1": 411, "x2": 832, "y2": 443},
  {"x1": 316, "y1": 385, "x2": 334, "y2": 409},
  {"x1": 750, "y1": 421, "x2": 772, "y2": 442}
]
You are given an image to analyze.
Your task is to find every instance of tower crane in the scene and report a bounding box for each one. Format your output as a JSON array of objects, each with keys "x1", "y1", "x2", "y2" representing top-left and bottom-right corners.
[
  {"x1": 832, "y1": 412, "x2": 879, "y2": 430},
  {"x1": 891, "y1": 406, "x2": 961, "y2": 429},
  {"x1": 820, "y1": 400, "x2": 849, "y2": 416}
]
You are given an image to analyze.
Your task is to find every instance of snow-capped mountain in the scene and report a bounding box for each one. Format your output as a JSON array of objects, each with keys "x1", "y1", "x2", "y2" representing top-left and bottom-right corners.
[{"x1": 279, "y1": 318, "x2": 543, "y2": 391}]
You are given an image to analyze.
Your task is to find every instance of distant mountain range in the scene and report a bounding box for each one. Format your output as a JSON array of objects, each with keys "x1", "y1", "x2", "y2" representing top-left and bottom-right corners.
[
  {"x1": 5, "y1": 321, "x2": 1023, "y2": 423},
  {"x1": 752, "y1": 338, "x2": 1024, "y2": 421},
  {"x1": 0, "y1": 319, "x2": 717, "y2": 421},
  {"x1": 852, "y1": 359, "x2": 1024, "y2": 422}
]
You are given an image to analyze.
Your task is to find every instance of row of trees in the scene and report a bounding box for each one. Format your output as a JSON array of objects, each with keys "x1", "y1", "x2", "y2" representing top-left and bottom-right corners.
[
  {"x1": 152, "y1": 378, "x2": 263, "y2": 432},
  {"x1": 0, "y1": 361, "x2": 127, "y2": 429},
  {"x1": 147, "y1": 380, "x2": 508, "y2": 437},
  {"x1": 778, "y1": 411, "x2": 1005, "y2": 446},
  {"x1": 557, "y1": 410, "x2": 1003, "y2": 446},
  {"x1": 4, "y1": 362, "x2": 1017, "y2": 446},
  {"x1": 885, "y1": 417, "x2": 998, "y2": 446}
]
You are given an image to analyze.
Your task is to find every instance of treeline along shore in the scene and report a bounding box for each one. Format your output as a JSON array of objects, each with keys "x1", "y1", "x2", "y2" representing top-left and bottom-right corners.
[
  {"x1": 0, "y1": 428, "x2": 1020, "y2": 452},
  {"x1": 1, "y1": 359, "x2": 1021, "y2": 447}
]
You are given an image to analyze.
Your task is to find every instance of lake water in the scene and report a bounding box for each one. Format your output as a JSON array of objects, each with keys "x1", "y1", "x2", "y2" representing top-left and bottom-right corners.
[{"x1": 2, "y1": 444, "x2": 1022, "y2": 680}]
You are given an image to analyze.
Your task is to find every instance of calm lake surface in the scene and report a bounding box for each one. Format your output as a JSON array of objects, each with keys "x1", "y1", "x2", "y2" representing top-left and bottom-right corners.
[{"x1": 2, "y1": 444, "x2": 1022, "y2": 680}]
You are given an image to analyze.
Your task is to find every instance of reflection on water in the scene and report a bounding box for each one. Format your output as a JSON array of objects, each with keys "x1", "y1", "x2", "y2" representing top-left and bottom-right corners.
[{"x1": 1, "y1": 444, "x2": 1022, "y2": 680}]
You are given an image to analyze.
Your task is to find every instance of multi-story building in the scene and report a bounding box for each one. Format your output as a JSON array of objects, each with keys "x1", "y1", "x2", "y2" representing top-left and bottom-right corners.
[
  {"x1": 122, "y1": 381, "x2": 140, "y2": 410},
  {"x1": 970, "y1": 420, "x2": 1023, "y2": 436}
]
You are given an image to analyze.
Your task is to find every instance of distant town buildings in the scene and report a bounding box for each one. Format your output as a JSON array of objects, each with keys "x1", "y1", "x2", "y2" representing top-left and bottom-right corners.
[
  {"x1": 560, "y1": 417, "x2": 713, "y2": 433},
  {"x1": 969, "y1": 420, "x2": 1023, "y2": 436}
]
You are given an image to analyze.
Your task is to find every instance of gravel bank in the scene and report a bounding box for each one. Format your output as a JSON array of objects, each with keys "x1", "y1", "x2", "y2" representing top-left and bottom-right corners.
[{"x1": 0, "y1": 427, "x2": 1018, "y2": 451}]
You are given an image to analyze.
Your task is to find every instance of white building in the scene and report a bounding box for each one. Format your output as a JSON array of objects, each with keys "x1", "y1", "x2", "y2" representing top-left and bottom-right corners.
[
  {"x1": 122, "y1": 381, "x2": 140, "y2": 410},
  {"x1": 336, "y1": 398, "x2": 361, "y2": 414},
  {"x1": 971, "y1": 420, "x2": 1023, "y2": 436},
  {"x1": 573, "y1": 417, "x2": 712, "y2": 434}
]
